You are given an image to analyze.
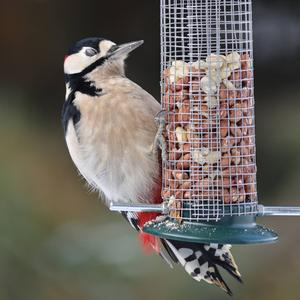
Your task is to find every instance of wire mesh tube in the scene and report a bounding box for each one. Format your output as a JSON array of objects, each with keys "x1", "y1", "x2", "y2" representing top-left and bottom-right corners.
[
  {"x1": 160, "y1": 0, "x2": 257, "y2": 222},
  {"x1": 109, "y1": 0, "x2": 299, "y2": 227}
]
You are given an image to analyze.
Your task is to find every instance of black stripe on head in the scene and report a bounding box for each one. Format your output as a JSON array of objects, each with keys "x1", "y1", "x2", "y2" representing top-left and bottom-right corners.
[
  {"x1": 66, "y1": 55, "x2": 108, "y2": 80},
  {"x1": 67, "y1": 37, "x2": 105, "y2": 56},
  {"x1": 65, "y1": 37, "x2": 111, "y2": 80}
]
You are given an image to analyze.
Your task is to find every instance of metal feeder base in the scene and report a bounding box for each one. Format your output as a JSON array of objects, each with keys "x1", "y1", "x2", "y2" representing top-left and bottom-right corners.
[{"x1": 143, "y1": 215, "x2": 278, "y2": 245}]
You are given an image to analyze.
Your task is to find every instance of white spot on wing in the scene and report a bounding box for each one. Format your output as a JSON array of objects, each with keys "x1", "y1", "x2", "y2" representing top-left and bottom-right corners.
[
  {"x1": 195, "y1": 250, "x2": 202, "y2": 258},
  {"x1": 178, "y1": 248, "x2": 193, "y2": 259},
  {"x1": 65, "y1": 83, "x2": 72, "y2": 99},
  {"x1": 185, "y1": 259, "x2": 201, "y2": 276},
  {"x1": 165, "y1": 241, "x2": 186, "y2": 265},
  {"x1": 199, "y1": 261, "x2": 209, "y2": 276}
]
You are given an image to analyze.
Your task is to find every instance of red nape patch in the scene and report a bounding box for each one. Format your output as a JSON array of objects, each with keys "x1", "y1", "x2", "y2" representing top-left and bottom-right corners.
[
  {"x1": 64, "y1": 55, "x2": 68, "y2": 62},
  {"x1": 138, "y1": 232, "x2": 160, "y2": 254}
]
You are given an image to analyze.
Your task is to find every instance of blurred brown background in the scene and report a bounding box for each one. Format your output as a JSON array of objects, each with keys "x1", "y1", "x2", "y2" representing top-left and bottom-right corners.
[{"x1": 0, "y1": 0, "x2": 300, "y2": 299}]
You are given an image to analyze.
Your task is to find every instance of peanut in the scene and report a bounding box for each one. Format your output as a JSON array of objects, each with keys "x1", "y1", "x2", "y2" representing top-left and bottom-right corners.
[
  {"x1": 202, "y1": 133, "x2": 218, "y2": 151},
  {"x1": 182, "y1": 180, "x2": 191, "y2": 190},
  {"x1": 172, "y1": 171, "x2": 189, "y2": 181},
  {"x1": 221, "y1": 153, "x2": 231, "y2": 168},
  {"x1": 223, "y1": 79, "x2": 235, "y2": 90},
  {"x1": 177, "y1": 100, "x2": 190, "y2": 124},
  {"x1": 231, "y1": 187, "x2": 239, "y2": 202},
  {"x1": 192, "y1": 59, "x2": 208, "y2": 71},
  {"x1": 168, "y1": 149, "x2": 182, "y2": 161},
  {"x1": 184, "y1": 191, "x2": 191, "y2": 199},
  {"x1": 204, "y1": 95, "x2": 218, "y2": 108},
  {"x1": 191, "y1": 81, "x2": 201, "y2": 94},
  {"x1": 177, "y1": 153, "x2": 191, "y2": 169},
  {"x1": 223, "y1": 188, "x2": 231, "y2": 203},
  {"x1": 192, "y1": 149, "x2": 208, "y2": 165},
  {"x1": 175, "y1": 190, "x2": 184, "y2": 199},
  {"x1": 164, "y1": 169, "x2": 174, "y2": 181},
  {"x1": 194, "y1": 177, "x2": 211, "y2": 188},
  {"x1": 230, "y1": 103, "x2": 243, "y2": 123},
  {"x1": 201, "y1": 76, "x2": 217, "y2": 95},
  {"x1": 220, "y1": 101, "x2": 228, "y2": 119},
  {"x1": 206, "y1": 151, "x2": 221, "y2": 164},
  {"x1": 219, "y1": 84, "x2": 228, "y2": 100},
  {"x1": 230, "y1": 123, "x2": 242, "y2": 137},
  {"x1": 221, "y1": 135, "x2": 235, "y2": 153},
  {"x1": 175, "y1": 126, "x2": 188, "y2": 143},
  {"x1": 220, "y1": 119, "x2": 228, "y2": 137},
  {"x1": 181, "y1": 143, "x2": 190, "y2": 153},
  {"x1": 206, "y1": 54, "x2": 225, "y2": 69},
  {"x1": 231, "y1": 148, "x2": 241, "y2": 165},
  {"x1": 230, "y1": 70, "x2": 242, "y2": 82}
]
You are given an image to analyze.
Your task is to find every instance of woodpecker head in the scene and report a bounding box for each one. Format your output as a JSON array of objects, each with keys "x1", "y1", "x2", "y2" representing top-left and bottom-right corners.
[{"x1": 64, "y1": 37, "x2": 144, "y2": 79}]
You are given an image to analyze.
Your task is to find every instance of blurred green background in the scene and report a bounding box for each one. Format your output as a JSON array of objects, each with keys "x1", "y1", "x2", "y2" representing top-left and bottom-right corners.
[{"x1": 0, "y1": 0, "x2": 300, "y2": 299}]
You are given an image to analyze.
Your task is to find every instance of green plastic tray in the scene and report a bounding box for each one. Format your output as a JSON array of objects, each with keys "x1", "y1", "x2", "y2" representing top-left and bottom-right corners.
[{"x1": 143, "y1": 214, "x2": 278, "y2": 245}]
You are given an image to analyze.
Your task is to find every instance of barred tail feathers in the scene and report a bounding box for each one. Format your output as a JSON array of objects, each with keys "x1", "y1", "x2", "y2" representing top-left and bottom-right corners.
[
  {"x1": 121, "y1": 208, "x2": 242, "y2": 294},
  {"x1": 164, "y1": 240, "x2": 242, "y2": 295}
]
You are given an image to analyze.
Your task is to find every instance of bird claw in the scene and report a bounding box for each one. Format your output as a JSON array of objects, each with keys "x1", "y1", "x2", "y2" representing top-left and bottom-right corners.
[
  {"x1": 153, "y1": 110, "x2": 168, "y2": 163},
  {"x1": 154, "y1": 110, "x2": 166, "y2": 127}
]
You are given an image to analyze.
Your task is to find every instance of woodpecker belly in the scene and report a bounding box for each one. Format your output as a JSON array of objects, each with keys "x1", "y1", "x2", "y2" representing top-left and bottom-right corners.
[{"x1": 64, "y1": 79, "x2": 161, "y2": 205}]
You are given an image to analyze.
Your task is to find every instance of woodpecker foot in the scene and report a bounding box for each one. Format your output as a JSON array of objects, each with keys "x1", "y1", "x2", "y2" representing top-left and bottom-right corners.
[{"x1": 153, "y1": 110, "x2": 167, "y2": 163}]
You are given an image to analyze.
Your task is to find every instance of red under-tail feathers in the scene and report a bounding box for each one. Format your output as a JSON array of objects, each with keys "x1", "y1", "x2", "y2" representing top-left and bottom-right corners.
[{"x1": 137, "y1": 173, "x2": 162, "y2": 253}]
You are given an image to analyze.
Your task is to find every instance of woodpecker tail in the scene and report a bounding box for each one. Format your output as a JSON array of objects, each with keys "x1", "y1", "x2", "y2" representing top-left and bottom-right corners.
[
  {"x1": 163, "y1": 239, "x2": 242, "y2": 296},
  {"x1": 121, "y1": 211, "x2": 241, "y2": 294}
]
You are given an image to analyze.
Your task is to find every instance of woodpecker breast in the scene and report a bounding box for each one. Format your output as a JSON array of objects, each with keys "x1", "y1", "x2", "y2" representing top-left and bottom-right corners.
[{"x1": 64, "y1": 76, "x2": 161, "y2": 204}]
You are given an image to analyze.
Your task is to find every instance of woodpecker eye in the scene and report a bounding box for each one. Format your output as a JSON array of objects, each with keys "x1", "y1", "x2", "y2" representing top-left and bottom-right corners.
[{"x1": 85, "y1": 48, "x2": 97, "y2": 57}]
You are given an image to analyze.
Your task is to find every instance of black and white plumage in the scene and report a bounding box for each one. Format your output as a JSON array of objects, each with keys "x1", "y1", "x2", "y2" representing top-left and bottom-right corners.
[
  {"x1": 121, "y1": 211, "x2": 241, "y2": 295},
  {"x1": 62, "y1": 37, "x2": 242, "y2": 295},
  {"x1": 165, "y1": 240, "x2": 241, "y2": 295}
]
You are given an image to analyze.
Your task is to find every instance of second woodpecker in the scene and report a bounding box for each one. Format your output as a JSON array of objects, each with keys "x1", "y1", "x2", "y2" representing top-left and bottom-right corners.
[{"x1": 62, "y1": 37, "x2": 242, "y2": 295}]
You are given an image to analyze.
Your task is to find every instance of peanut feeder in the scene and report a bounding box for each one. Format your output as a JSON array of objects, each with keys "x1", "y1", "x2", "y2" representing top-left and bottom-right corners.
[{"x1": 110, "y1": 0, "x2": 300, "y2": 245}]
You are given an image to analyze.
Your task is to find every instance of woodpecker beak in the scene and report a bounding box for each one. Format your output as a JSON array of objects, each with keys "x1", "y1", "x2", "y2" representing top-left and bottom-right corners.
[{"x1": 109, "y1": 40, "x2": 144, "y2": 58}]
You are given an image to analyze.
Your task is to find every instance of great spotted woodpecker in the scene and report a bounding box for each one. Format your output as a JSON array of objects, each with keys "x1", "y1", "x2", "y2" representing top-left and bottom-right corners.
[{"x1": 62, "y1": 37, "x2": 242, "y2": 295}]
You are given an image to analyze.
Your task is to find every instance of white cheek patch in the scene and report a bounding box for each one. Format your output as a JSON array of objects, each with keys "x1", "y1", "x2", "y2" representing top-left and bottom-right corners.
[
  {"x1": 64, "y1": 51, "x2": 98, "y2": 74},
  {"x1": 99, "y1": 40, "x2": 116, "y2": 57}
]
